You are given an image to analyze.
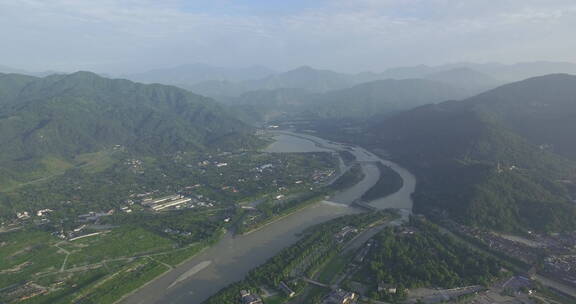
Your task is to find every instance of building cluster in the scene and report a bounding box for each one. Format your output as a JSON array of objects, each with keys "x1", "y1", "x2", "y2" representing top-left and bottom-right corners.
[
  {"x1": 499, "y1": 275, "x2": 534, "y2": 291},
  {"x1": 125, "y1": 158, "x2": 144, "y2": 173},
  {"x1": 197, "y1": 159, "x2": 228, "y2": 168},
  {"x1": 255, "y1": 163, "x2": 274, "y2": 172},
  {"x1": 78, "y1": 211, "x2": 113, "y2": 223},
  {"x1": 53, "y1": 217, "x2": 110, "y2": 240},
  {"x1": 378, "y1": 282, "x2": 398, "y2": 294},
  {"x1": 120, "y1": 206, "x2": 133, "y2": 213},
  {"x1": 140, "y1": 194, "x2": 213, "y2": 212},
  {"x1": 543, "y1": 255, "x2": 576, "y2": 287},
  {"x1": 239, "y1": 290, "x2": 263, "y2": 304},
  {"x1": 16, "y1": 211, "x2": 30, "y2": 219},
  {"x1": 324, "y1": 289, "x2": 358, "y2": 304},
  {"x1": 0, "y1": 282, "x2": 47, "y2": 303},
  {"x1": 36, "y1": 209, "x2": 54, "y2": 217},
  {"x1": 529, "y1": 231, "x2": 576, "y2": 253},
  {"x1": 142, "y1": 194, "x2": 192, "y2": 211},
  {"x1": 279, "y1": 281, "x2": 296, "y2": 298},
  {"x1": 312, "y1": 169, "x2": 336, "y2": 184},
  {"x1": 444, "y1": 218, "x2": 576, "y2": 292},
  {"x1": 448, "y1": 221, "x2": 540, "y2": 264}
]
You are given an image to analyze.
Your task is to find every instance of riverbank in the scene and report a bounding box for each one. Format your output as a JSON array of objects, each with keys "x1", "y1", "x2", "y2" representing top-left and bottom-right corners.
[
  {"x1": 202, "y1": 211, "x2": 398, "y2": 304},
  {"x1": 120, "y1": 131, "x2": 416, "y2": 304},
  {"x1": 240, "y1": 193, "x2": 328, "y2": 235}
]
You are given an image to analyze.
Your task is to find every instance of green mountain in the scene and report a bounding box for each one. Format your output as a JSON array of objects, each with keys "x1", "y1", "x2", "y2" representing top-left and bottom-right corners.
[
  {"x1": 0, "y1": 73, "x2": 38, "y2": 105},
  {"x1": 0, "y1": 71, "x2": 257, "y2": 186},
  {"x1": 369, "y1": 74, "x2": 576, "y2": 233},
  {"x1": 461, "y1": 74, "x2": 576, "y2": 159}
]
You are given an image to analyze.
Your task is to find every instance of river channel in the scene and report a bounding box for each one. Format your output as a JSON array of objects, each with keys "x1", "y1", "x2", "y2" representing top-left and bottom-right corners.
[{"x1": 122, "y1": 131, "x2": 416, "y2": 304}]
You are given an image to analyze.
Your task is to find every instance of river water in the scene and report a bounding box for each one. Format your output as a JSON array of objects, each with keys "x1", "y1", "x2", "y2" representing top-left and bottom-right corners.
[{"x1": 122, "y1": 131, "x2": 416, "y2": 304}]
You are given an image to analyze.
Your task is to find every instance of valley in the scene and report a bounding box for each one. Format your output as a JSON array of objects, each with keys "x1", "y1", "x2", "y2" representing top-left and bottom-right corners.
[
  {"x1": 4, "y1": 2, "x2": 576, "y2": 304},
  {"x1": 2, "y1": 72, "x2": 576, "y2": 304},
  {"x1": 0, "y1": 127, "x2": 415, "y2": 304},
  {"x1": 121, "y1": 129, "x2": 416, "y2": 304}
]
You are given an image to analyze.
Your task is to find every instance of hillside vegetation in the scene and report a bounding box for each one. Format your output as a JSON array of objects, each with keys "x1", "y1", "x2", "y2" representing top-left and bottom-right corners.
[
  {"x1": 368, "y1": 74, "x2": 576, "y2": 233},
  {"x1": 0, "y1": 72, "x2": 258, "y2": 187}
]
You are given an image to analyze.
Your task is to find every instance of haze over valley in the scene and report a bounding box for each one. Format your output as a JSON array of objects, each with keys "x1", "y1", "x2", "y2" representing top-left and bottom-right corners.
[{"x1": 1, "y1": 1, "x2": 576, "y2": 304}]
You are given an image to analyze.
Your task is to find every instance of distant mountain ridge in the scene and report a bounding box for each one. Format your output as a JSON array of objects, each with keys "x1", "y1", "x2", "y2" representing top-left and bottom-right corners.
[
  {"x1": 184, "y1": 61, "x2": 576, "y2": 99},
  {"x1": 124, "y1": 63, "x2": 276, "y2": 85},
  {"x1": 303, "y1": 78, "x2": 469, "y2": 119},
  {"x1": 188, "y1": 66, "x2": 359, "y2": 98},
  {"x1": 0, "y1": 64, "x2": 66, "y2": 78},
  {"x1": 223, "y1": 78, "x2": 470, "y2": 121},
  {"x1": 377, "y1": 61, "x2": 576, "y2": 82},
  {"x1": 434, "y1": 74, "x2": 576, "y2": 159},
  {"x1": 422, "y1": 68, "x2": 501, "y2": 95}
]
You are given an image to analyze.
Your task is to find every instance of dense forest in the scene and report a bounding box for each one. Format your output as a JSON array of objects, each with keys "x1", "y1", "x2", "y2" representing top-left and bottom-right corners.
[
  {"x1": 203, "y1": 211, "x2": 396, "y2": 304},
  {"x1": 361, "y1": 162, "x2": 404, "y2": 202},
  {"x1": 0, "y1": 72, "x2": 260, "y2": 188},
  {"x1": 365, "y1": 75, "x2": 576, "y2": 233},
  {"x1": 362, "y1": 218, "x2": 503, "y2": 302}
]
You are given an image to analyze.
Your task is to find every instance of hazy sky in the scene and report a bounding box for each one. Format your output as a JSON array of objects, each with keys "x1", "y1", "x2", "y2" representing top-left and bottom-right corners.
[{"x1": 1, "y1": 0, "x2": 575, "y2": 74}]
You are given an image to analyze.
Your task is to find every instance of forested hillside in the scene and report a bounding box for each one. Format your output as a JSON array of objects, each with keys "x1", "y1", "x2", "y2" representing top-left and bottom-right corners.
[
  {"x1": 0, "y1": 72, "x2": 258, "y2": 187},
  {"x1": 463, "y1": 74, "x2": 576, "y2": 159},
  {"x1": 368, "y1": 74, "x2": 576, "y2": 233}
]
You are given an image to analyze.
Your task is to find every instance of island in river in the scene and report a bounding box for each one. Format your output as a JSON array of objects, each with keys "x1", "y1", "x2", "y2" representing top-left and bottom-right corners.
[{"x1": 121, "y1": 130, "x2": 417, "y2": 304}]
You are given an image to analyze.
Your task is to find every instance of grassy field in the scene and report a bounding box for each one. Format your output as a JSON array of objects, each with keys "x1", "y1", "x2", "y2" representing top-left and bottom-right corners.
[
  {"x1": 0, "y1": 149, "x2": 341, "y2": 303},
  {"x1": 70, "y1": 258, "x2": 170, "y2": 304},
  {"x1": 314, "y1": 253, "x2": 351, "y2": 285},
  {"x1": 20, "y1": 268, "x2": 110, "y2": 304},
  {"x1": 153, "y1": 242, "x2": 206, "y2": 266},
  {"x1": 1, "y1": 149, "x2": 117, "y2": 192},
  {"x1": 0, "y1": 225, "x2": 209, "y2": 304},
  {"x1": 65, "y1": 226, "x2": 174, "y2": 267},
  {"x1": 361, "y1": 162, "x2": 403, "y2": 202},
  {"x1": 263, "y1": 295, "x2": 288, "y2": 304},
  {"x1": 0, "y1": 229, "x2": 65, "y2": 289},
  {"x1": 15, "y1": 257, "x2": 170, "y2": 304}
]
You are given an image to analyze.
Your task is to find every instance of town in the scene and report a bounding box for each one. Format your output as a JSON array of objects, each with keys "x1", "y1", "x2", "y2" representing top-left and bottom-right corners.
[{"x1": 0, "y1": 149, "x2": 342, "y2": 303}]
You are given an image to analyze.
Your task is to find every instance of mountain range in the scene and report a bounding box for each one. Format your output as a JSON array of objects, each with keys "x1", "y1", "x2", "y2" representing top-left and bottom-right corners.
[
  {"x1": 0, "y1": 71, "x2": 256, "y2": 187},
  {"x1": 124, "y1": 63, "x2": 276, "y2": 86},
  {"x1": 221, "y1": 78, "x2": 472, "y2": 122},
  {"x1": 2, "y1": 64, "x2": 576, "y2": 234},
  {"x1": 124, "y1": 61, "x2": 576, "y2": 100}
]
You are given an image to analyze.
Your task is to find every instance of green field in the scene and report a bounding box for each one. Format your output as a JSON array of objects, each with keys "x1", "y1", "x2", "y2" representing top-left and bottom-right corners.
[
  {"x1": 65, "y1": 226, "x2": 174, "y2": 268},
  {"x1": 0, "y1": 224, "x2": 208, "y2": 303},
  {"x1": 314, "y1": 253, "x2": 351, "y2": 285},
  {"x1": 0, "y1": 229, "x2": 64, "y2": 288}
]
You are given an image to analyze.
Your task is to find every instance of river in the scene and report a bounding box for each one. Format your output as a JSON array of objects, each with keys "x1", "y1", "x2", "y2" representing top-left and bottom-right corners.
[{"x1": 121, "y1": 131, "x2": 416, "y2": 304}]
